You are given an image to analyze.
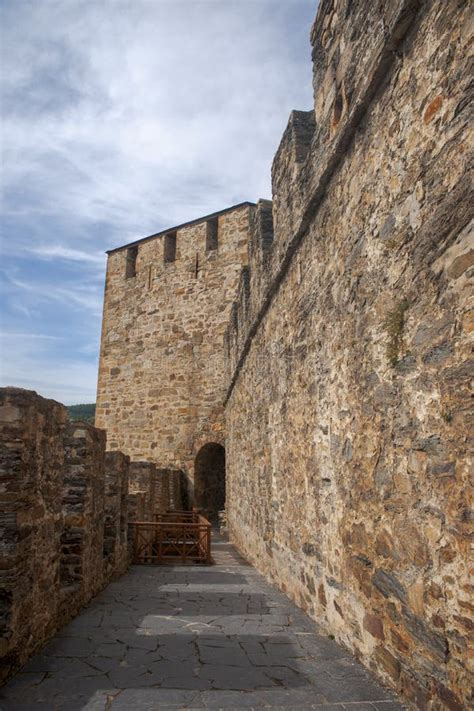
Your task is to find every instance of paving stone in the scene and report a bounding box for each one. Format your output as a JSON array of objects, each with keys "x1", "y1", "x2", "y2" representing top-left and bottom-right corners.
[
  {"x1": 200, "y1": 689, "x2": 263, "y2": 707},
  {"x1": 42, "y1": 636, "x2": 97, "y2": 658},
  {"x1": 2, "y1": 539, "x2": 401, "y2": 709},
  {"x1": 162, "y1": 676, "x2": 213, "y2": 690},
  {"x1": 258, "y1": 688, "x2": 328, "y2": 707},
  {"x1": 199, "y1": 665, "x2": 272, "y2": 690},
  {"x1": 198, "y1": 648, "x2": 251, "y2": 667},
  {"x1": 0, "y1": 672, "x2": 46, "y2": 697},
  {"x1": 21, "y1": 655, "x2": 70, "y2": 673},
  {"x1": 94, "y1": 642, "x2": 127, "y2": 658},
  {"x1": 0, "y1": 700, "x2": 53, "y2": 711},
  {"x1": 110, "y1": 688, "x2": 202, "y2": 709},
  {"x1": 261, "y1": 665, "x2": 305, "y2": 686},
  {"x1": 311, "y1": 674, "x2": 394, "y2": 703},
  {"x1": 107, "y1": 665, "x2": 158, "y2": 688}
]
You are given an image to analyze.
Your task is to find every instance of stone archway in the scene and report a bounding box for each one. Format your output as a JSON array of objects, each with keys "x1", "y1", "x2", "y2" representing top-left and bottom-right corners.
[{"x1": 194, "y1": 443, "x2": 225, "y2": 523}]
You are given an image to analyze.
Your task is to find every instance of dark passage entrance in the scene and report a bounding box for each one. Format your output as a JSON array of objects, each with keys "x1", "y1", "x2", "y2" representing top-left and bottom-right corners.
[{"x1": 194, "y1": 443, "x2": 225, "y2": 524}]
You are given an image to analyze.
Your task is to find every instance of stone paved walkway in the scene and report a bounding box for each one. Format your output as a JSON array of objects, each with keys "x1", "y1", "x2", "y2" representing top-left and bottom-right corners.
[{"x1": 1, "y1": 535, "x2": 404, "y2": 710}]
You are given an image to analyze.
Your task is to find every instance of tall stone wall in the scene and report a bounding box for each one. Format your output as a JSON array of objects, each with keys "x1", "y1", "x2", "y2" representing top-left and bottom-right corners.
[
  {"x1": 225, "y1": 1, "x2": 473, "y2": 708},
  {"x1": 0, "y1": 388, "x2": 130, "y2": 683},
  {"x1": 96, "y1": 203, "x2": 253, "y2": 496}
]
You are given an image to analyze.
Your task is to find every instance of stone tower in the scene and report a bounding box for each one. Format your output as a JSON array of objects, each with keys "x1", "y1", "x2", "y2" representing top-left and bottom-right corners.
[{"x1": 95, "y1": 202, "x2": 254, "y2": 505}]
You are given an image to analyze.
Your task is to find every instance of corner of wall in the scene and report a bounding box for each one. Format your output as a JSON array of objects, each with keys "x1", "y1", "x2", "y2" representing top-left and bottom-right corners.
[
  {"x1": 271, "y1": 110, "x2": 315, "y2": 256},
  {"x1": 224, "y1": 198, "x2": 276, "y2": 391}
]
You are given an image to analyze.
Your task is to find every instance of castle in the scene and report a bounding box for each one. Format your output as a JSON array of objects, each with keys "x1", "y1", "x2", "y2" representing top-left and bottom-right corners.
[
  {"x1": 1, "y1": 1, "x2": 472, "y2": 708},
  {"x1": 95, "y1": 201, "x2": 255, "y2": 519}
]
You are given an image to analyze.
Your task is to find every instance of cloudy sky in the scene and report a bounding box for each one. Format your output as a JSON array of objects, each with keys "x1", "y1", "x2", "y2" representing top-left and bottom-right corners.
[{"x1": 0, "y1": 0, "x2": 316, "y2": 404}]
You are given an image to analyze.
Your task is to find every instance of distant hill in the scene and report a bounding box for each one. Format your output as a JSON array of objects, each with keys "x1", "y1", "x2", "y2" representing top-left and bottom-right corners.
[{"x1": 67, "y1": 403, "x2": 96, "y2": 424}]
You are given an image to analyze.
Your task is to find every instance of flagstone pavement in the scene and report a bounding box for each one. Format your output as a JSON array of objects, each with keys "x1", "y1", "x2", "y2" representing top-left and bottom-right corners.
[{"x1": 0, "y1": 534, "x2": 404, "y2": 710}]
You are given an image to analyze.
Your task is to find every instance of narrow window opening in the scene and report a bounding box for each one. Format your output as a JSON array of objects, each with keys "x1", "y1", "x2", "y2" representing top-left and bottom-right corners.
[
  {"x1": 125, "y1": 246, "x2": 138, "y2": 278},
  {"x1": 164, "y1": 231, "x2": 177, "y2": 263},
  {"x1": 332, "y1": 91, "x2": 343, "y2": 129},
  {"x1": 206, "y1": 217, "x2": 218, "y2": 251}
]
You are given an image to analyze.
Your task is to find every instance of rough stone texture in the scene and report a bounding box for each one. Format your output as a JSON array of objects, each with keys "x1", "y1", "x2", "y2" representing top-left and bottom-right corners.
[
  {"x1": 95, "y1": 203, "x2": 254, "y2": 500},
  {"x1": 0, "y1": 534, "x2": 403, "y2": 710},
  {"x1": 0, "y1": 388, "x2": 67, "y2": 683},
  {"x1": 0, "y1": 389, "x2": 131, "y2": 683},
  {"x1": 225, "y1": 1, "x2": 473, "y2": 708},
  {"x1": 60, "y1": 422, "x2": 107, "y2": 618},
  {"x1": 128, "y1": 461, "x2": 156, "y2": 520},
  {"x1": 126, "y1": 462, "x2": 184, "y2": 518},
  {"x1": 127, "y1": 491, "x2": 148, "y2": 523},
  {"x1": 154, "y1": 468, "x2": 171, "y2": 515},
  {"x1": 103, "y1": 452, "x2": 129, "y2": 579},
  {"x1": 168, "y1": 469, "x2": 184, "y2": 512}
]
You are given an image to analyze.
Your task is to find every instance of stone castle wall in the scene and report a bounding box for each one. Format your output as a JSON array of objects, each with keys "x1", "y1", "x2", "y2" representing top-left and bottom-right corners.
[
  {"x1": 225, "y1": 1, "x2": 472, "y2": 708},
  {"x1": 60, "y1": 422, "x2": 107, "y2": 618},
  {"x1": 0, "y1": 389, "x2": 68, "y2": 683},
  {"x1": 0, "y1": 388, "x2": 131, "y2": 683},
  {"x1": 95, "y1": 203, "x2": 252, "y2": 496},
  {"x1": 0, "y1": 385, "x2": 188, "y2": 682}
]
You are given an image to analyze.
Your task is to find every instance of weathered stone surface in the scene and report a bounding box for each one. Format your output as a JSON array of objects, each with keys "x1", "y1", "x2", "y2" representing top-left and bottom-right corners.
[
  {"x1": 95, "y1": 204, "x2": 252, "y2": 502},
  {"x1": 0, "y1": 388, "x2": 67, "y2": 683},
  {"x1": 60, "y1": 422, "x2": 106, "y2": 618},
  {"x1": 126, "y1": 462, "x2": 183, "y2": 520},
  {"x1": 0, "y1": 534, "x2": 402, "y2": 709},
  {"x1": 0, "y1": 389, "x2": 131, "y2": 683},
  {"x1": 103, "y1": 451, "x2": 129, "y2": 579},
  {"x1": 223, "y1": 1, "x2": 473, "y2": 708},
  {"x1": 128, "y1": 461, "x2": 156, "y2": 521}
]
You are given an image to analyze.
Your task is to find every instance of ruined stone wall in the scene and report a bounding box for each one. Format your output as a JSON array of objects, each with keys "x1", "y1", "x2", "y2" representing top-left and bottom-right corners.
[
  {"x1": 96, "y1": 203, "x2": 253, "y2": 496},
  {"x1": 0, "y1": 388, "x2": 130, "y2": 682},
  {"x1": 225, "y1": 1, "x2": 473, "y2": 708}
]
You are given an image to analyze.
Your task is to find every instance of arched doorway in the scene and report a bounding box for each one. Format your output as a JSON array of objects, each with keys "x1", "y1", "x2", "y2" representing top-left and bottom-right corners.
[{"x1": 194, "y1": 443, "x2": 225, "y2": 524}]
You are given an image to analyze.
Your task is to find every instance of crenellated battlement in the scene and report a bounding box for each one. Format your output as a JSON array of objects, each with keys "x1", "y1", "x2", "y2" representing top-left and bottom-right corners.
[
  {"x1": 104, "y1": 201, "x2": 254, "y2": 289},
  {"x1": 96, "y1": 201, "x2": 253, "y2": 477}
]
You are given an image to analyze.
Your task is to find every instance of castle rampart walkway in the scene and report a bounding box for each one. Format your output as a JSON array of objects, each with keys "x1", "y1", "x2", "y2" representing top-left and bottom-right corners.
[{"x1": 0, "y1": 535, "x2": 403, "y2": 710}]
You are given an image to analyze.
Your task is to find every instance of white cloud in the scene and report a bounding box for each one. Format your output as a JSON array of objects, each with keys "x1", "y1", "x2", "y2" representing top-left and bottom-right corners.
[
  {"x1": 6, "y1": 275, "x2": 104, "y2": 316},
  {"x1": 28, "y1": 245, "x2": 106, "y2": 265},
  {"x1": 2, "y1": 0, "x2": 315, "y2": 246},
  {"x1": 0, "y1": 0, "x2": 316, "y2": 403}
]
